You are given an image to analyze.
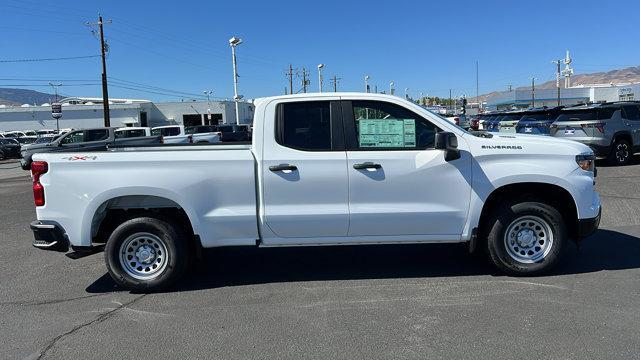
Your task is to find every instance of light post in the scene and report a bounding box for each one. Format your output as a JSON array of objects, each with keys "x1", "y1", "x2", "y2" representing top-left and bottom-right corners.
[
  {"x1": 389, "y1": 81, "x2": 394, "y2": 95},
  {"x1": 49, "y1": 82, "x2": 62, "y2": 132},
  {"x1": 364, "y1": 75, "x2": 370, "y2": 93},
  {"x1": 317, "y1": 64, "x2": 324, "y2": 93},
  {"x1": 229, "y1": 36, "x2": 243, "y2": 125},
  {"x1": 203, "y1": 90, "x2": 213, "y2": 124},
  {"x1": 405, "y1": 87, "x2": 409, "y2": 99}
]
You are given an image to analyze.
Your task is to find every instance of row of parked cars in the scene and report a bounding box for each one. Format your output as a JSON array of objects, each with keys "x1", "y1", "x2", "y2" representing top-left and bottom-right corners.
[
  {"x1": 0, "y1": 123, "x2": 251, "y2": 168},
  {"x1": 465, "y1": 101, "x2": 640, "y2": 165}
]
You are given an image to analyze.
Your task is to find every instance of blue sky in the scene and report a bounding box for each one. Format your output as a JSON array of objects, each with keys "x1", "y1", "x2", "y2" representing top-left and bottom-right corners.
[{"x1": 0, "y1": 0, "x2": 638, "y2": 102}]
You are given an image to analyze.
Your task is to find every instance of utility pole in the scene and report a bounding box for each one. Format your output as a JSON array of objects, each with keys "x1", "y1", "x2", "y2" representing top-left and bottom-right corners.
[
  {"x1": 331, "y1": 75, "x2": 341, "y2": 92},
  {"x1": 287, "y1": 64, "x2": 293, "y2": 94},
  {"x1": 476, "y1": 60, "x2": 480, "y2": 111},
  {"x1": 507, "y1": 84, "x2": 513, "y2": 92},
  {"x1": 553, "y1": 59, "x2": 561, "y2": 106},
  {"x1": 87, "y1": 15, "x2": 112, "y2": 127},
  {"x1": 301, "y1": 68, "x2": 309, "y2": 93},
  {"x1": 449, "y1": 89, "x2": 452, "y2": 112},
  {"x1": 530, "y1": 77, "x2": 538, "y2": 108}
]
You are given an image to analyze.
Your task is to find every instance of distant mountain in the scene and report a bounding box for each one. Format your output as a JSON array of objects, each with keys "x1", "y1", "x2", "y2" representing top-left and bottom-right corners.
[
  {"x1": 0, "y1": 88, "x2": 60, "y2": 106},
  {"x1": 475, "y1": 66, "x2": 640, "y2": 103}
]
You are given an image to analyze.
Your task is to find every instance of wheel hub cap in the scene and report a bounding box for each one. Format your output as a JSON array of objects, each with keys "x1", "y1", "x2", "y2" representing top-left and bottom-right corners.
[
  {"x1": 504, "y1": 215, "x2": 554, "y2": 264},
  {"x1": 119, "y1": 232, "x2": 168, "y2": 280}
]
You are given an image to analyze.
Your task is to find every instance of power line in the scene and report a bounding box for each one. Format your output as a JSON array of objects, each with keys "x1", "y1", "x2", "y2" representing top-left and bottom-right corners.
[
  {"x1": 108, "y1": 77, "x2": 220, "y2": 99},
  {"x1": 0, "y1": 55, "x2": 100, "y2": 63}
]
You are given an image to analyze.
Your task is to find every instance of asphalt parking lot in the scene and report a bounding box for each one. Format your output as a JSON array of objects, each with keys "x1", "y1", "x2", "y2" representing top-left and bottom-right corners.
[{"x1": 1, "y1": 157, "x2": 639, "y2": 360}]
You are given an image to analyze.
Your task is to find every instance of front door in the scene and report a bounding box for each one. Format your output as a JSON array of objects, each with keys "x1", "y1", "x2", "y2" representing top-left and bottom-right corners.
[
  {"x1": 261, "y1": 99, "x2": 349, "y2": 241},
  {"x1": 342, "y1": 99, "x2": 472, "y2": 239},
  {"x1": 622, "y1": 104, "x2": 640, "y2": 146}
]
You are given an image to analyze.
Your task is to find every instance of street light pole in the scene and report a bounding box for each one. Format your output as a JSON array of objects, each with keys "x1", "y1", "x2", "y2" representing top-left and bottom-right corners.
[
  {"x1": 229, "y1": 36, "x2": 243, "y2": 125},
  {"x1": 364, "y1": 75, "x2": 370, "y2": 93},
  {"x1": 389, "y1": 81, "x2": 394, "y2": 95},
  {"x1": 203, "y1": 90, "x2": 213, "y2": 125},
  {"x1": 317, "y1": 64, "x2": 324, "y2": 93},
  {"x1": 49, "y1": 82, "x2": 62, "y2": 132}
]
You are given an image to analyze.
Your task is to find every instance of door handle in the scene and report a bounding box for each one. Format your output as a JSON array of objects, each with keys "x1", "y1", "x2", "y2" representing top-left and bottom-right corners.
[
  {"x1": 353, "y1": 162, "x2": 382, "y2": 170},
  {"x1": 269, "y1": 164, "x2": 298, "y2": 172}
]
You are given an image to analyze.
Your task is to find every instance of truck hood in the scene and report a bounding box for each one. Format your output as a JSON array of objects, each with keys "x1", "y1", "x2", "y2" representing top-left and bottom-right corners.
[{"x1": 465, "y1": 132, "x2": 592, "y2": 156}]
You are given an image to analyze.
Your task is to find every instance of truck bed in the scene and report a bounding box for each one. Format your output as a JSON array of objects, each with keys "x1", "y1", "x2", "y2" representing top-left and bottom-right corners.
[{"x1": 33, "y1": 144, "x2": 259, "y2": 249}]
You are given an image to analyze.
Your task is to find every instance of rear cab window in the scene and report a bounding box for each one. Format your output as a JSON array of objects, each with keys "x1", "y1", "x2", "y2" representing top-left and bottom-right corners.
[{"x1": 276, "y1": 101, "x2": 334, "y2": 151}]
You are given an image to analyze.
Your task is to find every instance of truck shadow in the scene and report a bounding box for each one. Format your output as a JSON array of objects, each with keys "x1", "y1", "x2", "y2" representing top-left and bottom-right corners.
[{"x1": 85, "y1": 228, "x2": 640, "y2": 293}]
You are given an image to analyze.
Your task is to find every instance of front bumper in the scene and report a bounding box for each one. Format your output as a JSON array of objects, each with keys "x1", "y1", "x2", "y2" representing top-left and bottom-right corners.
[
  {"x1": 31, "y1": 220, "x2": 69, "y2": 252},
  {"x1": 577, "y1": 207, "x2": 601, "y2": 239}
]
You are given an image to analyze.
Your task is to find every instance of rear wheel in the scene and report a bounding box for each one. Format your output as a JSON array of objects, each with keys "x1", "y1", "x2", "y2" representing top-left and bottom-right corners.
[
  {"x1": 485, "y1": 201, "x2": 566, "y2": 276},
  {"x1": 104, "y1": 217, "x2": 189, "y2": 291},
  {"x1": 608, "y1": 138, "x2": 632, "y2": 166}
]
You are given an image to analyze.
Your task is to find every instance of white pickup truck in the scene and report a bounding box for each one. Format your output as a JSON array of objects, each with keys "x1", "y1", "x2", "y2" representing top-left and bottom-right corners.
[{"x1": 30, "y1": 93, "x2": 601, "y2": 291}]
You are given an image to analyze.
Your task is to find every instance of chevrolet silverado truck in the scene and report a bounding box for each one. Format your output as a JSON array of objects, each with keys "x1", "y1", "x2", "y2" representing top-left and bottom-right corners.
[{"x1": 29, "y1": 93, "x2": 601, "y2": 291}]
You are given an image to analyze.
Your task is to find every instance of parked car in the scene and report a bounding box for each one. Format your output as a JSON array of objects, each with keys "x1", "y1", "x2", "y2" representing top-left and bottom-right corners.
[
  {"x1": 217, "y1": 124, "x2": 250, "y2": 141},
  {"x1": 30, "y1": 92, "x2": 600, "y2": 291},
  {"x1": 483, "y1": 114, "x2": 504, "y2": 132},
  {"x1": 184, "y1": 125, "x2": 223, "y2": 143},
  {"x1": 21, "y1": 127, "x2": 162, "y2": 170},
  {"x1": 3, "y1": 131, "x2": 26, "y2": 138},
  {"x1": 151, "y1": 125, "x2": 221, "y2": 144},
  {"x1": 550, "y1": 101, "x2": 640, "y2": 165},
  {"x1": 115, "y1": 127, "x2": 151, "y2": 139},
  {"x1": 495, "y1": 111, "x2": 525, "y2": 133},
  {"x1": 515, "y1": 106, "x2": 565, "y2": 135},
  {"x1": 21, "y1": 135, "x2": 57, "y2": 151},
  {"x1": 0, "y1": 138, "x2": 21, "y2": 159}
]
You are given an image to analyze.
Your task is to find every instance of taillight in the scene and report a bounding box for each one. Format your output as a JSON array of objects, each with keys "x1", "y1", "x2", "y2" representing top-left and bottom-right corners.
[
  {"x1": 581, "y1": 122, "x2": 606, "y2": 133},
  {"x1": 471, "y1": 120, "x2": 479, "y2": 130},
  {"x1": 188, "y1": 135, "x2": 193, "y2": 144},
  {"x1": 160, "y1": 136, "x2": 164, "y2": 144},
  {"x1": 454, "y1": 117, "x2": 460, "y2": 126},
  {"x1": 31, "y1": 161, "x2": 48, "y2": 206}
]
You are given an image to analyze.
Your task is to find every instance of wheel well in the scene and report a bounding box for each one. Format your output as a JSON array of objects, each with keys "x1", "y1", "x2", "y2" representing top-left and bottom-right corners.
[
  {"x1": 91, "y1": 196, "x2": 196, "y2": 246},
  {"x1": 612, "y1": 132, "x2": 633, "y2": 147},
  {"x1": 478, "y1": 183, "x2": 579, "y2": 241}
]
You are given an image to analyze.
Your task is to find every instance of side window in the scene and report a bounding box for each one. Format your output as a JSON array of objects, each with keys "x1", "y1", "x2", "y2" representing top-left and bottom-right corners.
[
  {"x1": 60, "y1": 131, "x2": 84, "y2": 145},
  {"x1": 351, "y1": 101, "x2": 438, "y2": 149},
  {"x1": 85, "y1": 129, "x2": 109, "y2": 142},
  {"x1": 597, "y1": 107, "x2": 616, "y2": 120},
  {"x1": 623, "y1": 105, "x2": 640, "y2": 121},
  {"x1": 277, "y1": 101, "x2": 332, "y2": 151}
]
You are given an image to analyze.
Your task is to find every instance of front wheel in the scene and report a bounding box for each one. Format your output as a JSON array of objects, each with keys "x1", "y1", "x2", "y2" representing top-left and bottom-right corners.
[
  {"x1": 485, "y1": 201, "x2": 566, "y2": 276},
  {"x1": 104, "y1": 217, "x2": 189, "y2": 291}
]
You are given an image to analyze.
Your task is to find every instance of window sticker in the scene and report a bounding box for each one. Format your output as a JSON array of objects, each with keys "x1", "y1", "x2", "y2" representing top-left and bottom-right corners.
[{"x1": 358, "y1": 119, "x2": 416, "y2": 148}]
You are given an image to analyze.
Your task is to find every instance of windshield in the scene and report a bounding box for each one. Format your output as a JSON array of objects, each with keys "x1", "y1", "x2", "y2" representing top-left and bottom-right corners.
[
  {"x1": 520, "y1": 113, "x2": 552, "y2": 121},
  {"x1": 34, "y1": 136, "x2": 53, "y2": 144},
  {"x1": 556, "y1": 110, "x2": 598, "y2": 122}
]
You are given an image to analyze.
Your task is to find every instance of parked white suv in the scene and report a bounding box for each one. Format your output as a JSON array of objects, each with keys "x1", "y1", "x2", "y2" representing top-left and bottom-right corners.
[{"x1": 151, "y1": 125, "x2": 221, "y2": 144}]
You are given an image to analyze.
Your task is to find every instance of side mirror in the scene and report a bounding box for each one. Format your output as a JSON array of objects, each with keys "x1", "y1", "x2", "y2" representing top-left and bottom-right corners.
[{"x1": 435, "y1": 131, "x2": 461, "y2": 162}]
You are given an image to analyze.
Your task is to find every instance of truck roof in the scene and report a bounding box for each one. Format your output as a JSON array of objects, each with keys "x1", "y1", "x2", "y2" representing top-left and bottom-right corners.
[{"x1": 253, "y1": 92, "x2": 418, "y2": 107}]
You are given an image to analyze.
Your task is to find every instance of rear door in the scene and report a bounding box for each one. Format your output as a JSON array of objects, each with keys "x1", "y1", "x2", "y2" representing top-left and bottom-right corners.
[
  {"x1": 622, "y1": 105, "x2": 640, "y2": 146},
  {"x1": 342, "y1": 99, "x2": 472, "y2": 240},
  {"x1": 261, "y1": 99, "x2": 350, "y2": 241}
]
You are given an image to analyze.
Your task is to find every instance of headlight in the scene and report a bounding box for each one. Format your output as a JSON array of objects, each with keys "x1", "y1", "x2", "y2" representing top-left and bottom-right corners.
[{"x1": 576, "y1": 153, "x2": 596, "y2": 172}]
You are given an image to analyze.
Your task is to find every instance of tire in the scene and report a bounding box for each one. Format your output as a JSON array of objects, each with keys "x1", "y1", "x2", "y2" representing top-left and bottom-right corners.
[
  {"x1": 104, "y1": 217, "x2": 189, "y2": 291},
  {"x1": 485, "y1": 201, "x2": 567, "y2": 276},
  {"x1": 608, "y1": 138, "x2": 632, "y2": 166},
  {"x1": 0, "y1": 150, "x2": 5, "y2": 161}
]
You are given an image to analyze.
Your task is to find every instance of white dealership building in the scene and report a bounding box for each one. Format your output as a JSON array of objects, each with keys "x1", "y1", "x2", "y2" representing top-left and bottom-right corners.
[{"x1": 0, "y1": 97, "x2": 255, "y2": 132}]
